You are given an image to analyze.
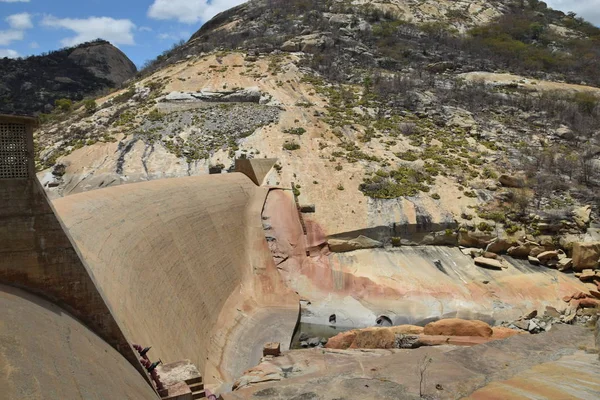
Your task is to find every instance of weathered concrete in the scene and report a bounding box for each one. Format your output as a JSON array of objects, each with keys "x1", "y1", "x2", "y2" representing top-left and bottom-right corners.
[
  {"x1": 0, "y1": 284, "x2": 157, "y2": 400},
  {"x1": 0, "y1": 115, "x2": 146, "y2": 380},
  {"x1": 234, "y1": 158, "x2": 277, "y2": 186},
  {"x1": 53, "y1": 173, "x2": 299, "y2": 391},
  {"x1": 264, "y1": 189, "x2": 592, "y2": 328}
]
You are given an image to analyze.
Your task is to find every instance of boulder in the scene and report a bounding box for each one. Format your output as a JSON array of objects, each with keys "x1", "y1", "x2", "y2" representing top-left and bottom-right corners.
[
  {"x1": 458, "y1": 230, "x2": 494, "y2": 248},
  {"x1": 578, "y1": 298, "x2": 600, "y2": 308},
  {"x1": 499, "y1": 173, "x2": 527, "y2": 188},
  {"x1": 486, "y1": 238, "x2": 514, "y2": 254},
  {"x1": 326, "y1": 325, "x2": 423, "y2": 350},
  {"x1": 390, "y1": 325, "x2": 424, "y2": 335},
  {"x1": 350, "y1": 328, "x2": 396, "y2": 349},
  {"x1": 328, "y1": 235, "x2": 383, "y2": 253},
  {"x1": 537, "y1": 251, "x2": 559, "y2": 265},
  {"x1": 572, "y1": 242, "x2": 600, "y2": 271},
  {"x1": 474, "y1": 257, "x2": 504, "y2": 270},
  {"x1": 423, "y1": 318, "x2": 493, "y2": 338},
  {"x1": 492, "y1": 327, "x2": 527, "y2": 339},
  {"x1": 528, "y1": 256, "x2": 540, "y2": 265},
  {"x1": 461, "y1": 247, "x2": 482, "y2": 257},
  {"x1": 527, "y1": 319, "x2": 543, "y2": 334},
  {"x1": 544, "y1": 306, "x2": 561, "y2": 318},
  {"x1": 573, "y1": 205, "x2": 592, "y2": 229},
  {"x1": 329, "y1": 14, "x2": 352, "y2": 25},
  {"x1": 325, "y1": 330, "x2": 356, "y2": 350},
  {"x1": 507, "y1": 241, "x2": 542, "y2": 258},
  {"x1": 281, "y1": 40, "x2": 300, "y2": 52},
  {"x1": 557, "y1": 258, "x2": 573, "y2": 272},
  {"x1": 483, "y1": 252, "x2": 499, "y2": 259},
  {"x1": 578, "y1": 269, "x2": 597, "y2": 282}
]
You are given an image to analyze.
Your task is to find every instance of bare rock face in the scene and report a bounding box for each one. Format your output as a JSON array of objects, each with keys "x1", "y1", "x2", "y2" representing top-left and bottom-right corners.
[
  {"x1": 0, "y1": 39, "x2": 136, "y2": 115},
  {"x1": 423, "y1": 318, "x2": 493, "y2": 337},
  {"x1": 328, "y1": 235, "x2": 383, "y2": 253},
  {"x1": 68, "y1": 41, "x2": 137, "y2": 87},
  {"x1": 572, "y1": 242, "x2": 600, "y2": 271}
]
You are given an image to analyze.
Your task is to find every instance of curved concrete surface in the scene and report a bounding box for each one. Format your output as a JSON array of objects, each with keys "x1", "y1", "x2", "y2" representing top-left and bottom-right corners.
[
  {"x1": 264, "y1": 189, "x2": 592, "y2": 327},
  {"x1": 53, "y1": 174, "x2": 299, "y2": 390},
  {"x1": 0, "y1": 284, "x2": 156, "y2": 400}
]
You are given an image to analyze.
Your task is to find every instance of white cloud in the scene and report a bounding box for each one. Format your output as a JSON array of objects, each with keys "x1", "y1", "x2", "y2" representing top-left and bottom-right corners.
[
  {"x1": 157, "y1": 31, "x2": 190, "y2": 41},
  {"x1": 29, "y1": 41, "x2": 38, "y2": 48},
  {"x1": 148, "y1": 0, "x2": 246, "y2": 24},
  {"x1": 139, "y1": 26, "x2": 153, "y2": 32},
  {"x1": 0, "y1": 49, "x2": 19, "y2": 58},
  {"x1": 0, "y1": 0, "x2": 30, "y2": 3},
  {"x1": 546, "y1": 0, "x2": 600, "y2": 26},
  {"x1": 6, "y1": 13, "x2": 33, "y2": 30},
  {"x1": 0, "y1": 29, "x2": 23, "y2": 46},
  {"x1": 41, "y1": 15, "x2": 136, "y2": 47}
]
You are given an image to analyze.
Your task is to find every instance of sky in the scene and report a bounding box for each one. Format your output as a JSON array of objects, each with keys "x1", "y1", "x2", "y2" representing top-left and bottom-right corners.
[{"x1": 0, "y1": 0, "x2": 598, "y2": 67}]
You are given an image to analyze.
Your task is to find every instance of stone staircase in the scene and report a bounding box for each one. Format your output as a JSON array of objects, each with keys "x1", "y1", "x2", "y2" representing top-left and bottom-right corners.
[
  {"x1": 157, "y1": 360, "x2": 209, "y2": 400},
  {"x1": 185, "y1": 376, "x2": 206, "y2": 399}
]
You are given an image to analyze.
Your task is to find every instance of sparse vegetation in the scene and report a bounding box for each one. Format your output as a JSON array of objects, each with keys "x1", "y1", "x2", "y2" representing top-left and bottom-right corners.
[{"x1": 283, "y1": 141, "x2": 301, "y2": 151}]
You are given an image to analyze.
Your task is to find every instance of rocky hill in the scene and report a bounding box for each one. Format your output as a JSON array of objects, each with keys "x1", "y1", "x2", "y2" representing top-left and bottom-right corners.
[
  {"x1": 35, "y1": 0, "x2": 600, "y2": 252},
  {"x1": 0, "y1": 39, "x2": 137, "y2": 115}
]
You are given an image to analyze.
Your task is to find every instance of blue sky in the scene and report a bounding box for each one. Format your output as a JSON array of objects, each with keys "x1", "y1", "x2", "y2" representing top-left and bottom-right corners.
[
  {"x1": 0, "y1": 0, "x2": 247, "y2": 66},
  {"x1": 0, "y1": 0, "x2": 598, "y2": 67}
]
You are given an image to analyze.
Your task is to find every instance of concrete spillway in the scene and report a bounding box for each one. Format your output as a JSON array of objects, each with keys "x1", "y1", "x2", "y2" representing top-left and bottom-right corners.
[{"x1": 52, "y1": 173, "x2": 299, "y2": 390}]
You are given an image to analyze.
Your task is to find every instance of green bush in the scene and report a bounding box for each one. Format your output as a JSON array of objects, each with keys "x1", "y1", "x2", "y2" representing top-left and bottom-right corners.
[
  {"x1": 284, "y1": 127, "x2": 307, "y2": 135},
  {"x1": 283, "y1": 141, "x2": 301, "y2": 151},
  {"x1": 55, "y1": 98, "x2": 73, "y2": 112},
  {"x1": 395, "y1": 151, "x2": 419, "y2": 161},
  {"x1": 113, "y1": 87, "x2": 136, "y2": 104},
  {"x1": 147, "y1": 109, "x2": 164, "y2": 122},
  {"x1": 83, "y1": 99, "x2": 97, "y2": 114},
  {"x1": 477, "y1": 222, "x2": 493, "y2": 232},
  {"x1": 483, "y1": 167, "x2": 498, "y2": 179},
  {"x1": 573, "y1": 92, "x2": 598, "y2": 114},
  {"x1": 360, "y1": 166, "x2": 432, "y2": 199}
]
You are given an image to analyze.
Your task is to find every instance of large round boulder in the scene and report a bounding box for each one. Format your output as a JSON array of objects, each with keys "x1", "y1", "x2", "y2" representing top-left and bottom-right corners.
[
  {"x1": 572, "y1": 242, "x2": 600, "y2": 271},
  {"x1": 350, "y1": 327, "x2": 396, "y2": 349},
  {"x1": 423, "y1": 318, "x2": 493, "y2": 337}
]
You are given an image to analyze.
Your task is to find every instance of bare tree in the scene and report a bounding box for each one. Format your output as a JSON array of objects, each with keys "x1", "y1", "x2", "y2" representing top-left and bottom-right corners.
[{"x1": 418, "y1": 354, "x2": 433, "y2": 398}]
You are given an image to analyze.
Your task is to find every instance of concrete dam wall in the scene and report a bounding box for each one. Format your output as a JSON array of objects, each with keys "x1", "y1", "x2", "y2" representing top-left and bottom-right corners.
[
  {"x1": 0, "y1": 284, "x2": 157, "y2": 400},
  {"x1": 53, "y1": 173, "x2": 299, "y2": 389}
]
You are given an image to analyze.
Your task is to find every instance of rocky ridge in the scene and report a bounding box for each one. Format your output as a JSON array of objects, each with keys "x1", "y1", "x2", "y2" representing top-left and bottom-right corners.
[{"x1": 0, "y1": 39, "x2": 136, "y2": 115}]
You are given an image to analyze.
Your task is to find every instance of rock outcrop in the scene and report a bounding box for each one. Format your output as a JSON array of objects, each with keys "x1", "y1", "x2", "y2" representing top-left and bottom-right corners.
[
  {"x1": 0, "y1": 39, "x2": 136, "y2": 115},
  {"x1": 328, "y1": 235, "x2": 383, "y2": 253}
]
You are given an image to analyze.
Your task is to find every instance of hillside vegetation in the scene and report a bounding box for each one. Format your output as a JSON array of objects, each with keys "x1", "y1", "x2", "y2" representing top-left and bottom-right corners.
[{"x1": 35, "y1": 0, "x2": 599, "y2": 247}]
